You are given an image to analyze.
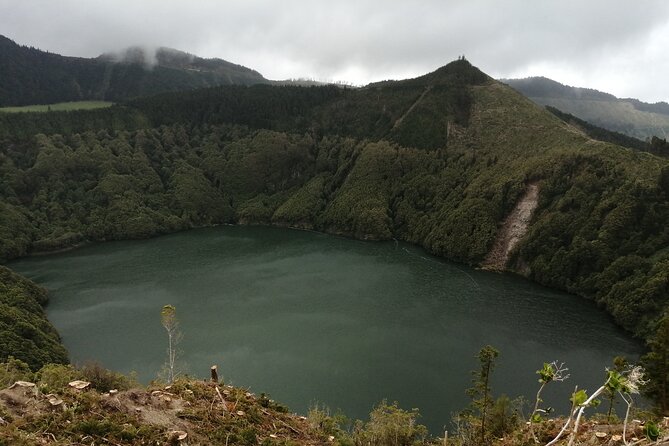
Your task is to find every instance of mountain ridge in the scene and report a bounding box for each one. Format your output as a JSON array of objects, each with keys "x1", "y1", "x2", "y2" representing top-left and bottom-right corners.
[{"x1": 0, "y1": 34, "x2": 268, "y2": 106}]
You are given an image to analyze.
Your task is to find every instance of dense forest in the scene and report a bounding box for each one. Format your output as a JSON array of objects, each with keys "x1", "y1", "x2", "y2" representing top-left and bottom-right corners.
[
  {"x1": 0, "y1": 266, "x2": 68, "y2": 369},
  {"x1": 0, "y1": 60, "x2": 668, "y2": 412},
  {"x1": 0, "y1": 35, "x2": 267, "y2": 106}
]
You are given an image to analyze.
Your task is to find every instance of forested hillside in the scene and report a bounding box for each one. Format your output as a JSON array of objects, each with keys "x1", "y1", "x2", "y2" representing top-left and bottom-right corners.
[
  {"x1": 504, "y1": 76, "x2": 669, "y2": 141},
  {"x1": 0, "y1": 266, "x2": 68, "y2": 369},
  {"x1": 0, "y1": 35, "x2": 267, "y2": 106},
  {"x1": 1, "y1": 59, "x2": 668, "y2": 381},
  {"x1": 543, "y1": 106, "x2": 667, "y2": 155}
]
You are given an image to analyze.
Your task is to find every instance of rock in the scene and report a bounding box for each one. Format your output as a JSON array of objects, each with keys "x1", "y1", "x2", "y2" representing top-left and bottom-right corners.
[
  {"x1": 9, "y1": 381, "x2": 36, "y2": 389},
  {"x1": 168, "y1": 430, "x2": 188, "y2": 441},
  {"x1": 47, "y1": 395, "x2": 63, "y2": 406},
  {"x1": 68, "y1": 380, "x2": 90, "y2": 390}
]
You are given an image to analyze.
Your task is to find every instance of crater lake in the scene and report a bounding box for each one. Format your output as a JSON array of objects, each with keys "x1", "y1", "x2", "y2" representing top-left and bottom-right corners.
[{"x1": 9, "y1": 225, "x2": 642, "y2": 432}]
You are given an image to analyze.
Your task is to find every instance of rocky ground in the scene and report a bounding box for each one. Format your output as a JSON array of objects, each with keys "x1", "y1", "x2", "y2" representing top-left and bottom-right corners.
[{"x1": 0, "y1": 378, "x2": 331, "y2": 445}]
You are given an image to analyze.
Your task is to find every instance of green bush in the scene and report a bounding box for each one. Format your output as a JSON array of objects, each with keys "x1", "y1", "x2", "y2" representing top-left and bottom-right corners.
[
  {"x1": 352, "y1": 400, "x2": 428, "y2": 446},
  {"x1": 0, "y1": 357, "x2": 33, "y2": 388}
]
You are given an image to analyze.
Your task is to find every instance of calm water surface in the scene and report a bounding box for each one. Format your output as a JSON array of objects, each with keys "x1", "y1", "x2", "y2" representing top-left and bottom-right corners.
[{"x1": 9, "y1": 226, "x2": 642, "y2": 432}]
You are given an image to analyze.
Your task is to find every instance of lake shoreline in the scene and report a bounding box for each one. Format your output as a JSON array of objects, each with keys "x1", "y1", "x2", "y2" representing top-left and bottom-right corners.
[
  {"x1": 8, "y1": 225, "x2": 643, "y2": 434},
  {"x1": 8, "y1": 219, "x2": 638, "y2": 345}
]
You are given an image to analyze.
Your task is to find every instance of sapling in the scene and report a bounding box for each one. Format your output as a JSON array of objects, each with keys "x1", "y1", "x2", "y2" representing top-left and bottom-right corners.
[
  {"x1": 529, "y1": 361, "x2": 569, "y2": 442},
  {"x1": 544, "y1": 364, "x2": 647, "y2": 446},
  {"x1": 566, "y1": 386, "x2": 604, "y2": 446},
  {"x1": 613, "y1": 365, "x2": 647, "y2": 444},
  {"x1": 543, "y1": 384, "x2": 579, "y2": 446},
  {"x1": 465, "y1": 345, "x2": 499, "y2": 445},
  {"x1": 160, "y1": 304, "x2": 182, "y2": 384}
]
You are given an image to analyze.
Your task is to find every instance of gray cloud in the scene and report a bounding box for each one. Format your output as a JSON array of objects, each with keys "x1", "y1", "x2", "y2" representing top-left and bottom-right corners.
[{"x1": 2, "y1": 0, "x2": 668, "y2": 101}]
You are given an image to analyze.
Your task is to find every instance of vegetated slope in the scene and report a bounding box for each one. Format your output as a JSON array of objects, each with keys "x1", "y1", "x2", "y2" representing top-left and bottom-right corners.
[
  {"x1": 1, "y1": 360, "x2": 662, "y2": 446},
  {"x1": 0, "y1": 267, "x2": 67, "y2": 369},
  {"x1": 0, "y1": 35, "x2": 267, "y2": 106},
  {"x1": 504, "y1": 76, "x2": 669, "y2": 140},
  {"x1": 0, "y1": 59, "x2": 668, "y2": 368},
  {"x1": 0, "y1": 365, "x2": 337, "y2": 446},
  {"x1": 544, "y1": 106, "x2": 669, "y2": 156}
]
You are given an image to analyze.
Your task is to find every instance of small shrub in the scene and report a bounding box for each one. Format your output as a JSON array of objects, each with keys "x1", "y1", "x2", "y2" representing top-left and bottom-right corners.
[
  {"x1": 0, "y1": 357, "x2": 33, "y2": 388},
  {"x1": 488, "y1": 394, "x2": 523, "y2": 438},
  {"x1": 73, "y1": 419, "x2": 116, "y2": 437},
  {"x1": 645, "y1": 421, "x2": 660, "y2": 441},
  {"x1": 80, "y1": 362, "x2": 136, "y2": 391},
  {"x1": 239, "y1": 427, "x2": 258, "y2": 446},
  {"x1": 36, "y1": 363, "x2": 81, "y2": 392},
  {"x1": 353, "y1": 400, "x2": 428, "y2": 446},
  {"x1": 307, "y1": 403, "x2": 351, "y2": 441}
]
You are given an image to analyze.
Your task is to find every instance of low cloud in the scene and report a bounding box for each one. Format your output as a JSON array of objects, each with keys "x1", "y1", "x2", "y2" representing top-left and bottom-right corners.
[{"x1": 2, "y1": 0, "x2": 668, "y2": 101}]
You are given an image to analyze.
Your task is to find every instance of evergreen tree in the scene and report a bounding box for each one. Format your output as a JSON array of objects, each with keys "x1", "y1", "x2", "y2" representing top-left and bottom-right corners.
[
  {"x1": 642, "y1": 315, "x2": 669, "y2": 414},
  {"x1": 465, "y1": 345, "x2": 499, "y2": 444}
]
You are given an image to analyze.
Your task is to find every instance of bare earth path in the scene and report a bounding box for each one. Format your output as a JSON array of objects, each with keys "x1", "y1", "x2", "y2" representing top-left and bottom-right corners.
[
  {"x1": 482, "y1": 182, "x2": 540, "y2": 271},
  {"x1": 392, "y1": 85, "x2": 433, "y2": 129}
]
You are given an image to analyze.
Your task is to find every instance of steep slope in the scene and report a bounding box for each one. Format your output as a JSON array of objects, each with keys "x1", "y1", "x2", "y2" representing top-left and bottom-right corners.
[
  {"x1": 504, "y1": 76, "x2": 669, "y2": 140},
  {"x1": 0, "y1": 35, "x2": 267, "y2": 106},
  {"x1": 0, "y1": 267, "x2": 68, "y2": 369},
  {"x1": 543, "y1": 106, "x2": 661, "y2": 154},
  {"x1": 482, "y1": 182, "x2": 540, "y2": 270},
  {"x1": 0, "y1": 373, "x2": 334, "y2": 445},
  {"x1": 0, "y1": 361, "x2": 660, "y2": 446}
]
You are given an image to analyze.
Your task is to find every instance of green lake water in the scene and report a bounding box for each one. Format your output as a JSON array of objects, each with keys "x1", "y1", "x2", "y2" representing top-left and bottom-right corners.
[{"x1": 9, "y1": 225, "x2": 642, "y2": 432}]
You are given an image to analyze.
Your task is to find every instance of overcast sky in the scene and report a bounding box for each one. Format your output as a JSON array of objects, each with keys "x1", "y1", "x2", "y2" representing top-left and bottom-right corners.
[{"x1": 2, "y1": 0, "x2": 669, "y2": 102}]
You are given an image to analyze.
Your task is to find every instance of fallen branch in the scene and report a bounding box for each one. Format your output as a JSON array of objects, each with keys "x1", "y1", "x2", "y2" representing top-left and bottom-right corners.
[
  {"x1": 215, "y1": 386, "x2": 227, "y2": 407},
  {"x1": 259, "y1": 408, "x2": 302, "y2": 435}
]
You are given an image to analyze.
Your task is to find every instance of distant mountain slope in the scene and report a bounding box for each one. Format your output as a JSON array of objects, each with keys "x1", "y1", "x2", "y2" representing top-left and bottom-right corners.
[
  {"x1": 0, "y1": 35, "x2": 268, "y2": 106},
  {"x1": 503, "y1": 76, "x2": 669, "y2": 140},
  {"x1": 544, "y1": 105, "x2": 669, "y2": 156}
]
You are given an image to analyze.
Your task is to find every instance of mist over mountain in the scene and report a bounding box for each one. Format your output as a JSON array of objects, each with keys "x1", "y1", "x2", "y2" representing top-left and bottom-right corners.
[
  {"x1": 0, "y1": 35, "x2": 268, "y2": 106},
  {"x1": 98, "y1": 45, "x2": 265, "y2": 79}
]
